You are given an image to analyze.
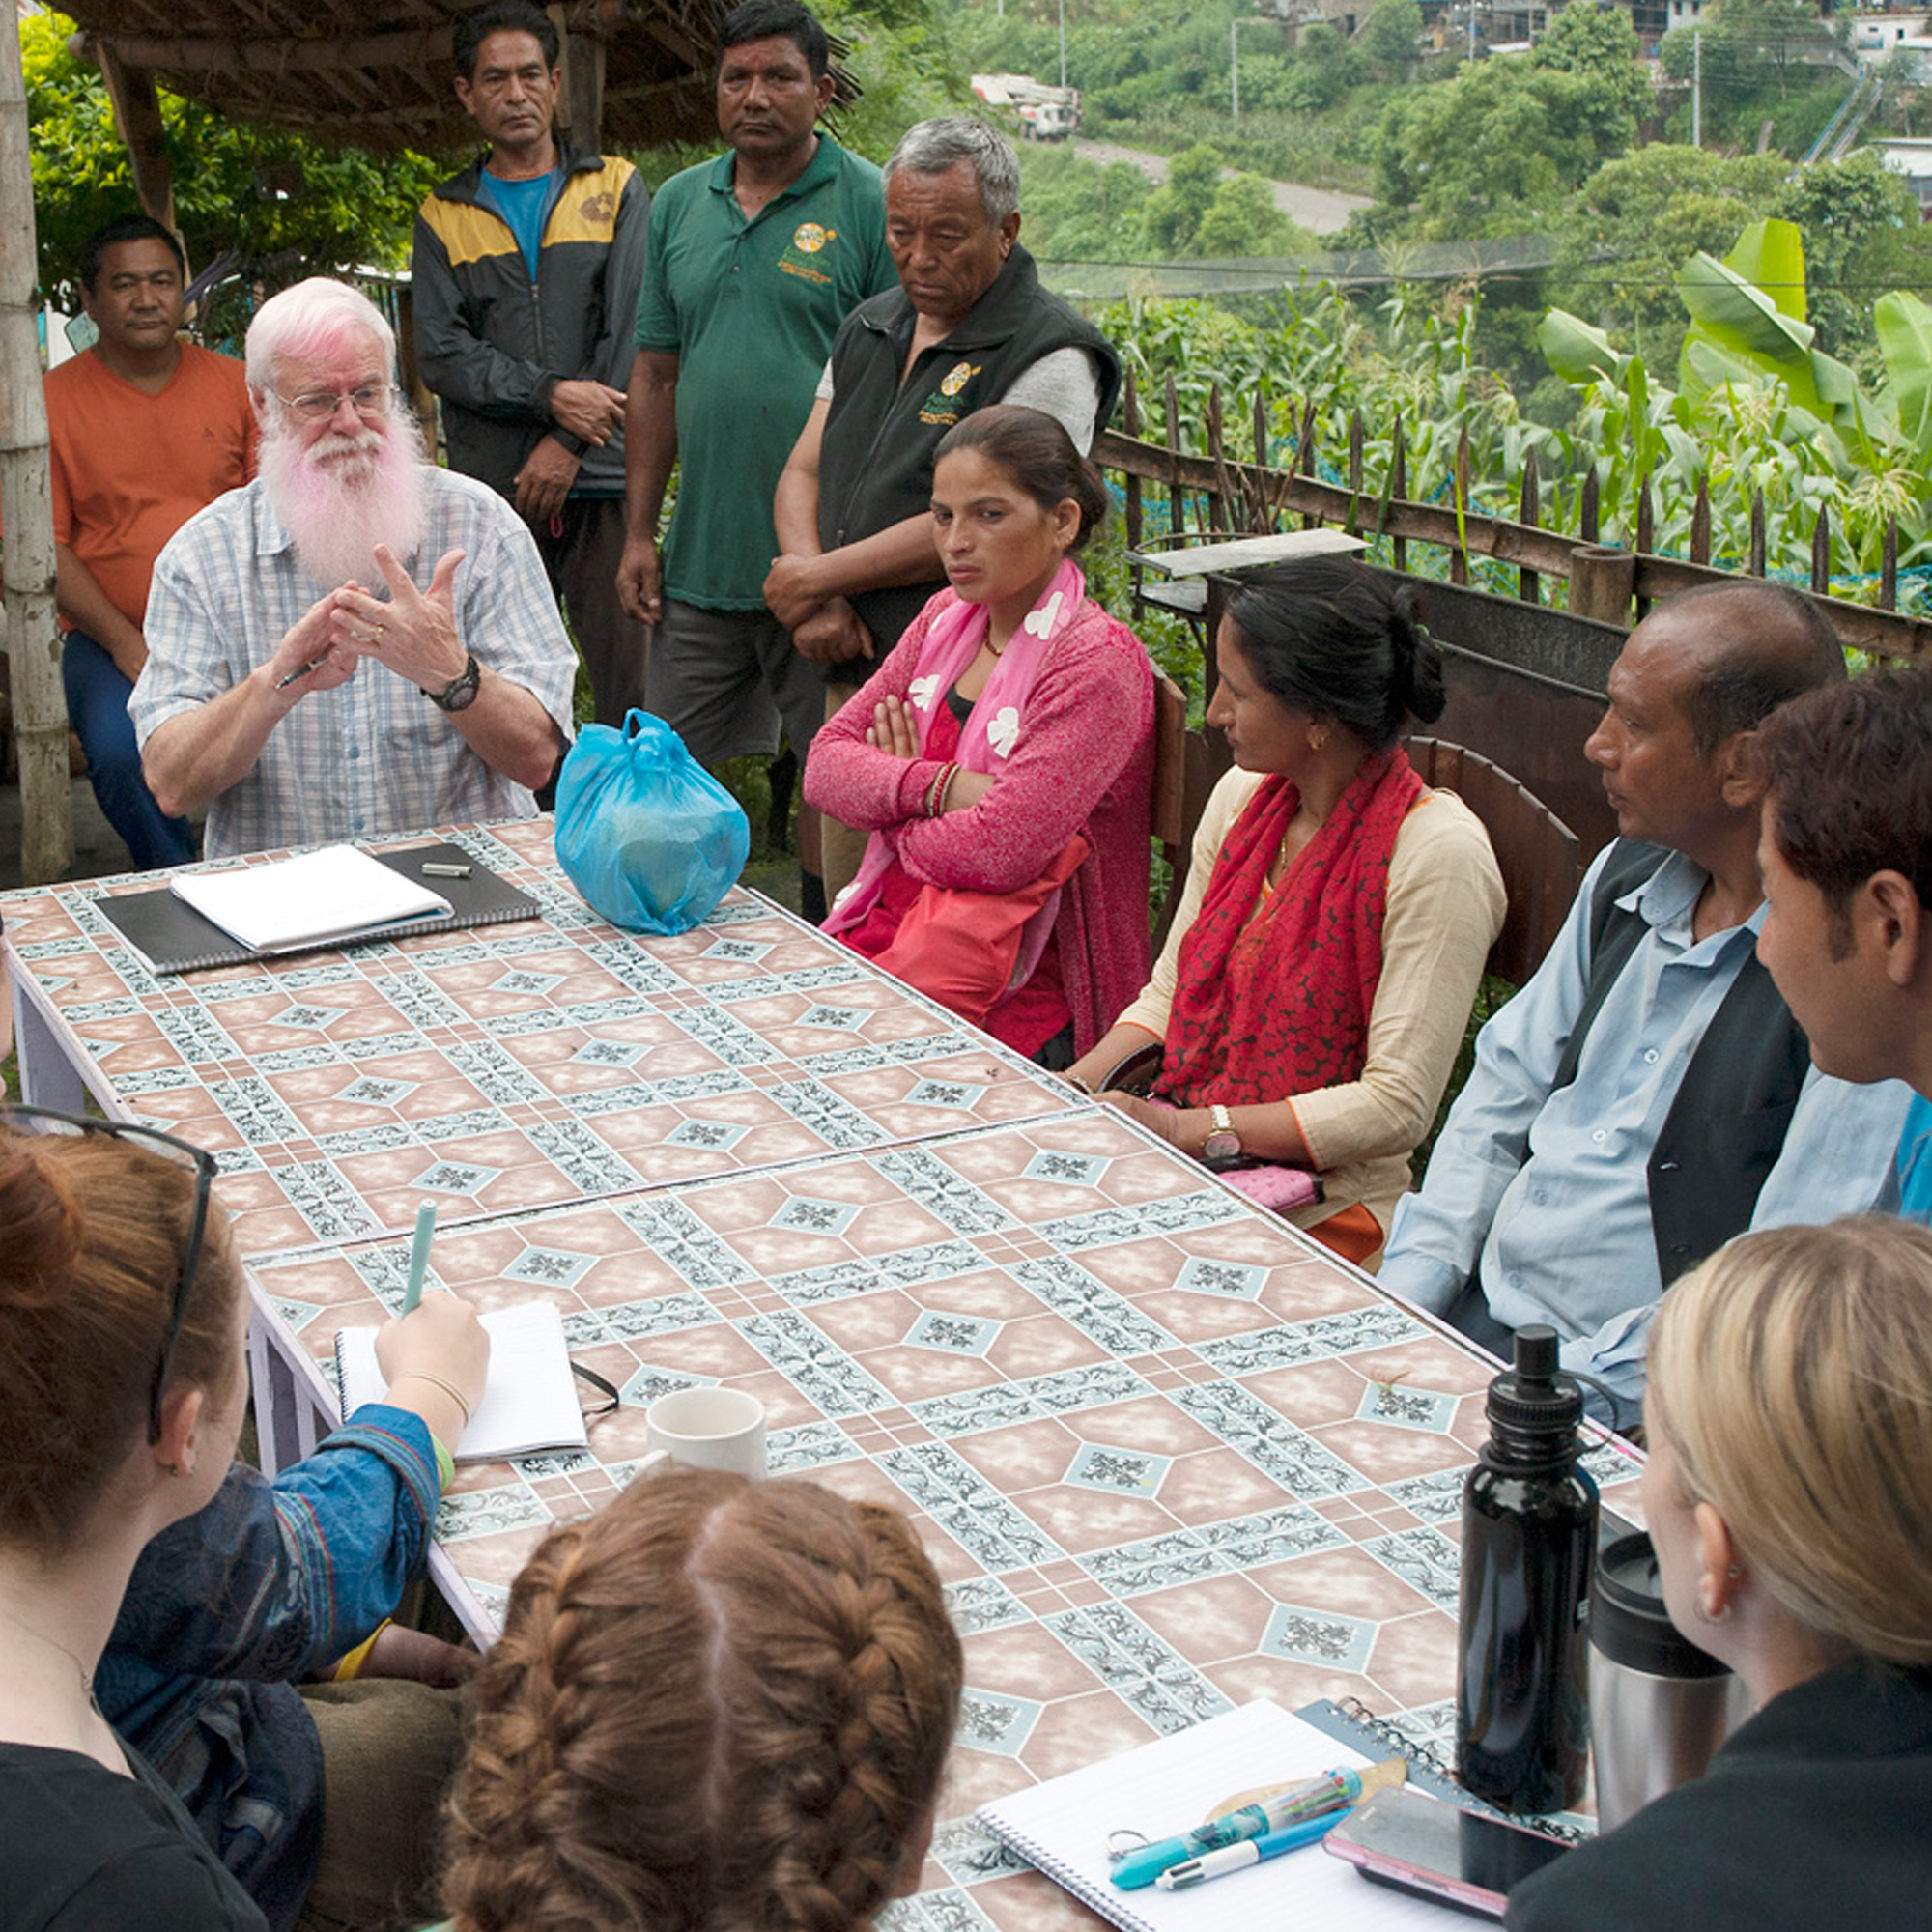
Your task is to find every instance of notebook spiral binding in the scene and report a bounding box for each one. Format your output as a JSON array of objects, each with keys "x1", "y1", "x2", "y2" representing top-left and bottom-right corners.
[{"x1": 1332, "y1": 1698, "x2": 1590, "y2": 1845}]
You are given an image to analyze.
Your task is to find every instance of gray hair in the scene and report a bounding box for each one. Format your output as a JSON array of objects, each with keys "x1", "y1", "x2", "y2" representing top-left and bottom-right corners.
[
  {"x1": 245, "y1": 277, "x2": 395, "y2": 395},
  {"x1": 883, "y1": 116, "x2": 1020, "y2": 225}
]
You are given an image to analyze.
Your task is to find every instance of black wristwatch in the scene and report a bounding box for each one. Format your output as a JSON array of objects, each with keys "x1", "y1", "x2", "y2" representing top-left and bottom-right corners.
[{"x1": 427, "y1": 653, "x2": 481, "y2": 713}]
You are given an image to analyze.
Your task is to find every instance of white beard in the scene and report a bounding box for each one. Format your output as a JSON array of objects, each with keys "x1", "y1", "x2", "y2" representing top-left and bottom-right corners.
[{"x1": 257, "y1": 406, "x2": 431, "y2": 593}]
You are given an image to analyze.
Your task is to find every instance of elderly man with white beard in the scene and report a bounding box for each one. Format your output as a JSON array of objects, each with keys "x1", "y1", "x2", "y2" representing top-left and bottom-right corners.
[{"x1": 133, "y1": 277, "x2": 574, "y2": 860}]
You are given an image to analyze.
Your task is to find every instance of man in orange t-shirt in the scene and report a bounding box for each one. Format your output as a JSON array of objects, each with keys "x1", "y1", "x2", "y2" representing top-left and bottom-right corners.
[{"x1": 46, "y1": 214, "x2": 257, "y2": 867}]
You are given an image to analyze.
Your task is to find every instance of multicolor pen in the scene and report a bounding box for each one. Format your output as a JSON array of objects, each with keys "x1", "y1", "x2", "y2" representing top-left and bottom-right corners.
[
  {"x1": 1154, "y1": 1812, "x2": 1346, "y2": 1889},
  {"x1": 1110, "y1": 1759, "x2": 1406, "y2": 1889}
]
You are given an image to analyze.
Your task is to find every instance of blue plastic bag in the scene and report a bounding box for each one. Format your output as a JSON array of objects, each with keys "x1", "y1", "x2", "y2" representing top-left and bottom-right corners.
[{"x1": 554, "y1": 710, "x2": 750, "y2": 934}]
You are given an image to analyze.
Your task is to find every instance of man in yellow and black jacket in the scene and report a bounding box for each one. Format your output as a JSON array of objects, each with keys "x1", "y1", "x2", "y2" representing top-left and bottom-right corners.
[{"x1": 413, "y1": 0, "x2": 650, "y2": 726}]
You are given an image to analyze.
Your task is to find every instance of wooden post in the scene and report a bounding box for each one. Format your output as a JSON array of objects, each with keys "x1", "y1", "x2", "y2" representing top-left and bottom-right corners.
[
  {"x1": 1297, "y1": 396, "x2": 1318, "y2": 532},
  {"x1": 1205, "y1": 381, "x2": 1227, "y2": 536},
  {"x1": 1634, "y1": 473, "x2": 1654, "y2": 621},
  {"x1": 1569, "y1": 546, "x2": 1634, "y2": 629},
  {"x1": 1450, "y1": 426, "x2": 1470, "y2": 586},
  {"x1": 558, "y1": 26, "x2": 606, "y2": 149},
  {"x1": 1122, "y1": 370, "x2": 1142, "y2": 554},
  {"x1": 1883, "y1": 518, "x2": 1899, "y2": 613},
  {"x1": 1579, "y1": 469, "x2": 1600, "y2": 546},
  {"x1": 1690, "y1": 480, "x2": 1711, "y2": 567},
  {"x1": 1164, "y1": 372, "x2": 1184, "y2": 543},
  {"x1": 1348, "y1": 408, "x2": 1363, "y2": 535},
  {"x1": 1810, "y1": 504, "x2": 1831, "y2": 595},
  {"x1": 1749, "y1": 491, "x2": 1767, "y2": 578},
  {"x1": 1, "y1": 16, "x2": 73, "y2": 881},
  {"x1": 95, "y1": 45, "x2": 177, "y2": 233},
  {"x1": 1518, "y1": 448, "x2": 1540, "y2": 606},
  {"x1": 1390, "y1": 417, "x2": 1407, "y2": 574}
]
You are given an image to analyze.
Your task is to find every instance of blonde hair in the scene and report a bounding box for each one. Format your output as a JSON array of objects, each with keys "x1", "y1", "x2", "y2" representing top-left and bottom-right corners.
[
  {"x1": 1648, "y1": 1216, "x2": 1932, "y2": 1665},
  {"x1": 0, "y1": 1127, "x2": 241, "y2": 1552},
  {"x1": 442, "y1": 1470, "x2": 962, "y2": 1932}
]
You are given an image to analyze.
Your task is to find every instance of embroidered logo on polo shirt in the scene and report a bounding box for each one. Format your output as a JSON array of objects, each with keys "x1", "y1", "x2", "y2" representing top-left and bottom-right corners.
[
  {"x1": 918, "y1": 360, "x2": 982, "y2": 426},
  {"x1": 779, "y1": 222, "x2": 838, "y2": 286}
]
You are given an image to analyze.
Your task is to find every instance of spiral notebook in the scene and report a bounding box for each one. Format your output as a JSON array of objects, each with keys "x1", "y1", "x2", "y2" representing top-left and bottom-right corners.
[
  {"x1": 97, "y1": 842, "x2": 539, "y2": 974},
  {"x1": 333, "y1": 1300, "x2": 587, "y2": 1462},
  {"x1": 972, "y1": 1699, "x2": 1443, "y2": 1932}
]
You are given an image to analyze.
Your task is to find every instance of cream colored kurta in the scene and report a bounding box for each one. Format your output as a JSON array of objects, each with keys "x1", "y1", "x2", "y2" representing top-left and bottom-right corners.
[{"x1": 1119, "y1": 768, "x2": 1506, "y2": 1257}]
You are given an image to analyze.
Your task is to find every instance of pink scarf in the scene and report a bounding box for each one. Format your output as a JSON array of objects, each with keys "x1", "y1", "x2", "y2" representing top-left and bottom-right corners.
[{"x1": 824, "y1": 556, "x2": 1088, "y2": 995}]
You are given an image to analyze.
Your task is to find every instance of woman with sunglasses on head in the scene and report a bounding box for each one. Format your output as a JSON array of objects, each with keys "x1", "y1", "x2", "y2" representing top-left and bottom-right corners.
[
  {"x1": 435, "y1": 1468, "x2": 961, "y2": 1932},
  {"x1": 0, "y1": 1104, "x2": 487, "y2": 1932},
  {"x1": 1508, "y1": 1218, "x2": 1932, "y2": 1931},
  {"x1": 806, "y1": 404, "x2": 1154, "y2": 1069},
  {"x1": 1064, "y1": 558, "x2": 1504, "y2": 1267}
]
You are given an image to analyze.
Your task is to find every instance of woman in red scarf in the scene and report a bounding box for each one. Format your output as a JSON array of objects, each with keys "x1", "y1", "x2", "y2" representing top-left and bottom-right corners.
[{"x1": 1065, "y1": 559, "x2": 1505, "y2": 1268}]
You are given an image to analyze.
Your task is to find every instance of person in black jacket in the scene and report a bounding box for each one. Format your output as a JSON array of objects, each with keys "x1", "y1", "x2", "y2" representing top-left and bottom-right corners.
[
  {"x1": 413, "y1": 0, "x2": 650, "y2": 725},
  {"x1": 767, "y1": 116, "x2": 1122, "y2": 903},
  {"x1": 1508, "y1": 1217, "x2": 1932, "y2": 1932}
]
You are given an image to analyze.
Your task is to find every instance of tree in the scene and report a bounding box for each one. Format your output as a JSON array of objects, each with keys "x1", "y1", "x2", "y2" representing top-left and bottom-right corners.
[
  {"x1": 1530, "y1": 5, "x2": 1651, "y2": 128},
  {"x1": 1368, "y1": 0, "x2": 1430, "y2": 81},
  {"x1": 24, "y1": 11, "x2": 446, "y2": 311},
  {"x1": 1362, "y1": 0, "x2": 1424, "y2": 81},
  {"x1": 1196, "y1": 174, "x2": 1307, "y2": 256},
  {"x1": 1367, "y1": 59, "x2": 1640, "y2": 240},
  {"x1": 1142, "y1": 142, "x2": 1227, "y2": 255}
]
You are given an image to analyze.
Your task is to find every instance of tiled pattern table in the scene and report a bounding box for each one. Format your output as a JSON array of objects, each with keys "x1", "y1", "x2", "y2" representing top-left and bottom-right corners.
[
  {"x1": 252, "y1": 1109, "x2": 1640, "y2": 1932},
  {"x1": 3, "y1": 820, "x2": 1076, "y2": 1260}
]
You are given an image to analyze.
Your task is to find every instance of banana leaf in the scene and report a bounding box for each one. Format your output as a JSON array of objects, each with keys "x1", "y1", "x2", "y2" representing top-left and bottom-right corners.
[
  {"x1": 1877, "y1": 290, "x2": 1932, "y2": 468},
  {"x1": 1537, "y1": 307, "x2": 1628, "y2": 388}
]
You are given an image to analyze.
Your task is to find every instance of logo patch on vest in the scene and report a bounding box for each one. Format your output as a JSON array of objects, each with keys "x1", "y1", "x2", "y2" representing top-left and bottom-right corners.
[
  {"x1": 779, "y1": 222, "x2": 838, "y2": 286},
  {"x1": 919, "y1": 360, "x2": 982, "y2": 425}
]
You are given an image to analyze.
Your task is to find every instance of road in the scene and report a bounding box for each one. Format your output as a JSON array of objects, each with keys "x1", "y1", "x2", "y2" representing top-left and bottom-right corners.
[{"x1": 1071, "y1": 137, "x2": 1371, "y2": 237}]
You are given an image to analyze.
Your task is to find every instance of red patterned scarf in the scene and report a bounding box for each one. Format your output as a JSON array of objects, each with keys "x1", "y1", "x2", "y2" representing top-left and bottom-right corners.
[{"x1": 1155, "y1": 749, "x2": 1425, "y2": 1108}]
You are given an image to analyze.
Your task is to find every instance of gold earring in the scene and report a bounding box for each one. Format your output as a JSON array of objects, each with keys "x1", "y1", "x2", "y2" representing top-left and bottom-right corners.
[{"x1": 1309, "y1": 728, "x2": 1328, "y2": 752}]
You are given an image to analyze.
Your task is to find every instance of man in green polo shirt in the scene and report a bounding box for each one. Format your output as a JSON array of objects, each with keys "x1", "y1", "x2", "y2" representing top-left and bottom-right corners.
[{"x1": 618, "y1": 0, "x2": 892, "y2": 922}]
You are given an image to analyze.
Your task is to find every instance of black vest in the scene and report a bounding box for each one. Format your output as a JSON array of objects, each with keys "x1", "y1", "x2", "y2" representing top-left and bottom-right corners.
[
  {"x1": 1550, "y1": 840, "x2": 1814, "y2": 1287},
  {"x1": 815, "y1": 244, "x2": 1122, "y2": 659}
]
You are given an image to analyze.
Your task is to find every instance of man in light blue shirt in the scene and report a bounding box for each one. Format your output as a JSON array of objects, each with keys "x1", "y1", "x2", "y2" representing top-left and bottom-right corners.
[
  {"x1": 1749, "y1": 663, "x2": 1932, "y2": 1224},
  {"x1": 1379, "y1": 582, "x2": 1911, "y2": 1420}
]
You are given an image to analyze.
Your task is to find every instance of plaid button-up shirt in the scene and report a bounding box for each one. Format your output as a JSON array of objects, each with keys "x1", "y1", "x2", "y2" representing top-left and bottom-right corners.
[{"x1": 134, "y1": 468, "x2": 576, "y2": 859}]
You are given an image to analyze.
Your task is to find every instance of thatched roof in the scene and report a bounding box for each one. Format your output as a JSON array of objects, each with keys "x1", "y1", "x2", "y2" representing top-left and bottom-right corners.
[{"x1": 59, "y1": 0, "x2": 757, "y2": 156}]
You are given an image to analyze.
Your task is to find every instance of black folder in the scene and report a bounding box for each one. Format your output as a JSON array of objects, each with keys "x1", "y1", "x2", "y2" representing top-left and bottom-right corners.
[{"x1": 94, "y1": 842, "x2": 541, "y2": 975}]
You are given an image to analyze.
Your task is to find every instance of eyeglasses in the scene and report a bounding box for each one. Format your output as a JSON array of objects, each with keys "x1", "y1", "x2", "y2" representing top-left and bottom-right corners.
[
  {"x1": 1, "y1": 1105, "x2": 217, "y2": 1445},
  {"x1": 272, "y1": 384, "x2": 397, "y2": 423}
]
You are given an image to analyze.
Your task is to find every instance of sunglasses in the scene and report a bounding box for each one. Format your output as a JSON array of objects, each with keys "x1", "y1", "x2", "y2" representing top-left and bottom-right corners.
[{"x1": 1, "y1": 1105, "x2": 218, "y2": 1444}]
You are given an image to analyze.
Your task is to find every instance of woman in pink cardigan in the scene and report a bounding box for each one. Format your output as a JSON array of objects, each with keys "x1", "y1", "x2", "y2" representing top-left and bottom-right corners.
[{"x1": 806, "y1": 405, "x2": 1154, "y2": 1068}]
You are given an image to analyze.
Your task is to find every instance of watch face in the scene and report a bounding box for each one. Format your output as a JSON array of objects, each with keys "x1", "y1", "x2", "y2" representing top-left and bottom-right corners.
[
  {"x1": 1204, "y1": 1129, "x2": 1241, "y2": 1160},
  {"x1": 434, "y1": 655, "x2": 480, "y2": 713}
]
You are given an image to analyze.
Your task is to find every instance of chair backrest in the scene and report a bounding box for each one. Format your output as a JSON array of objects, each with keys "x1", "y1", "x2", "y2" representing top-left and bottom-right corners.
[
  {"x1": 1151, "y1": 672, "x2": 1226, "y2": 951},
  {"x1": 1405, "y1": 736, "x2": 1583, "y2": 985}
]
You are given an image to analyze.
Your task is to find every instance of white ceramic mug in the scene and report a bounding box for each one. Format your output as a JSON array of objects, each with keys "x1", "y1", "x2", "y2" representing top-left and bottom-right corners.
[{"x1": 635, "y1": 1386, "x2": 768, "y2": 1481}]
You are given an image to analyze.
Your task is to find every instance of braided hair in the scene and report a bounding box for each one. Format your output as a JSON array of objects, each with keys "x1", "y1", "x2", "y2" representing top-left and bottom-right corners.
[{"x1": 441, "y1": 1470, "x2": 963, "y2": 1932}]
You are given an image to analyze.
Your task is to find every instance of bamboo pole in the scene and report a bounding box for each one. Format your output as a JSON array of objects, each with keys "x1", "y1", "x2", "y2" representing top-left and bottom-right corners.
[
  {"x1": 1450, "y1": 426, "x2": 1469, "y2": 587},
  {"x1": 1, "y1": 17, "x2": 72, "y2": 882}
]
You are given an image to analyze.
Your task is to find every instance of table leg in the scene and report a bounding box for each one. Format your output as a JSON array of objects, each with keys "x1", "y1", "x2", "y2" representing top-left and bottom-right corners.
[{"x1": 14, "y1": 980, "x2": 91, "y2": 1111}]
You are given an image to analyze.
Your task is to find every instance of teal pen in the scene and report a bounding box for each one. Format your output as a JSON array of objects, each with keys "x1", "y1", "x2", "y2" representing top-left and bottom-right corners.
[
  {"x1": 1155, "y1": 1812, "x2": 1345, "y2": 1889},
  {"x1": 1109, "y1": 1765, "x2": 1372, "y2": 1889},
  {"x1": 401, "y1": 1202, "x2": 437, "y2": 1314}
]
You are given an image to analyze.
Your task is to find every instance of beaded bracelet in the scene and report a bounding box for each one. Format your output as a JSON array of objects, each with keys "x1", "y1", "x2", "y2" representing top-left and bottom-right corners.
[
  {"x1": 924, "y1": 762, "x2": 958, "y2": 818},
  {"x1": 934, "y1": 763, "x2": 961, "y2": 816}
]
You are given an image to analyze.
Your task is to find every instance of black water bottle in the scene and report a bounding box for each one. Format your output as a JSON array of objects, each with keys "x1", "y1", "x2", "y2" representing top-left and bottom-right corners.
[{"x1": 1456, "y1": 1323, "x2": 1598, "y2": 1814}]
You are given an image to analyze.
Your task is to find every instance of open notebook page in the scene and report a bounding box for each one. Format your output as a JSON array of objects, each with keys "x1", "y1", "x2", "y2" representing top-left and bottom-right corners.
[
  {"x1": 335, "y1": 1301, "x2": 586, "y2": 1462},
  {"x1": 973, "y1": 1699, "x2": 1441, "y2": 1932}
]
